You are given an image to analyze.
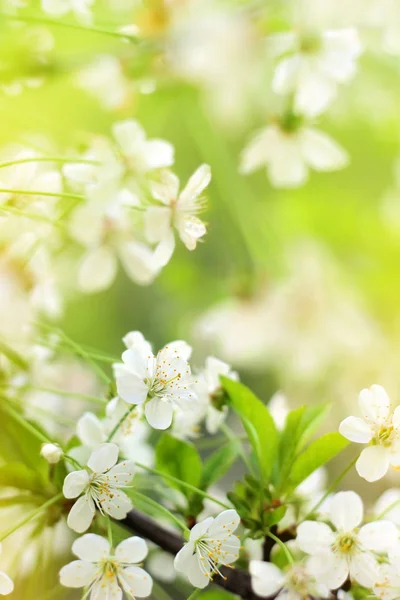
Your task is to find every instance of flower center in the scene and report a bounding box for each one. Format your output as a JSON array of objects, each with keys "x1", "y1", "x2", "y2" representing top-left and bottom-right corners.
[
  {"x1": 377, "y1": 425, "x2": 394, "y2": 445},
  {"x1": 286, "y1": 566, "x2": 311, "y2": 596},
  {"x1": 335, "y1": 533, "x2": 357, "y2": 554}
]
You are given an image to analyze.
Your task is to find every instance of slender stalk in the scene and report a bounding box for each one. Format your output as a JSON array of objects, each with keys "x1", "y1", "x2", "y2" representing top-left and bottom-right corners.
[
  {"x1": 267, "y1": 531, "x2": 294, "y2": 565},
  {"x1": 130, "y1": 490, "x2": 190, "y2": 535},
  {"x1": 107, "y1": 405, "x2": 137, "y2": 442},
  {"x1": 0, "y1": 187, "x2": 83, "y2": 201},
  {"x1": 107, "y1": 518, "x2": 114, "y2": 547},
  {"x1": 0, "y1": 157, "x2": 98, "y2": 170},
  {"x1": 135, "y1": 462, "x2": 231, "y2": 509},
  {"x1": 187, "y1": 590, "x2": 202, "y2": 600},
  {"x1": 23, "y1": 385, "x2": 106, "y2": 405},
  {"x1": 301, "y1": 456, "x2": 358, "y2": 522},
  {"x1": 1, "y1": 400, "x2": 50, "y2": 444},
  {"x1": 3, "y1": 13, "x2": 140, "y2": 41},
  {"x1": 0, "y1": 493, "x2": 63, "y2": 541},
  {"x1": 375, "y1": 497, "x2": 400, "y2": 521},
  {"x1": 0, "y1": 204, "x2": 66, "y2": 229},
  {"x1": 221, "y1": 423, "x2": 255, "y2": 476}
]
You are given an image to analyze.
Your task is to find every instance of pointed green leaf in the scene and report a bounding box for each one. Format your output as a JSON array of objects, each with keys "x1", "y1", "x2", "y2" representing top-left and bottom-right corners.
[
  {"x1": 155, "y1": 434, "x2": 202, "y2": 499},
  {"x1": 200, "y1": 443, "x2": 239, "y2": 490}
]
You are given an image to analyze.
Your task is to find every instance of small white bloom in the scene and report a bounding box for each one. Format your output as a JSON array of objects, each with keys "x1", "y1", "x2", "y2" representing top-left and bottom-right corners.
[
  {"x1": 115, "y1": 339, "x2": 196, "y2": 430},
  {"x1": 77, "y1": 55, "x2": 130, "y2": 111},
  {"x1": 240, "y1": 121, "x2": 348, "y2": 188},
  {"x1": 250, "y1": 560, "x2": 330, "y2": 599},
  {"x1": 269, "y1": 28, "x2": 362, "y2": 117},
  {"x1": 63, "y1": 443, "x2": 134, "y2": 533},
  {"x1": 41, "y1": 0, "x2": 94, "y2": 25},
  {"x1": 339, "y1": 384, "x2": 400, "y2": 481},
  {"x1": 40, "y1": 443, "x2": 63, "y2": 464},
  {"x1": 374, "y1": 548, "x2": 400, "y2": 600},
  {"x1": 60, "y1": 533, "x2": 152, "y2": 598},
  {"x1": 112, "y1": 120, "x2": 174, "y2": 174},
  {"x1": 0, "y1": 545, "x2": 13, "y2": 596},
  {"x1": 195, "y1": 356, "x2": 237, "y2": 434},
  {"x1": 297, "y1": 491, "x2": 398, "y2": 589},
  {"x1": 269, "y1": 391, "x2": 289, "y2": 430},
  {"x1": 174, "y1": 510, "x2": 240, "y2": 588},
  {"x1": 145, "y1": 164, "x2": 211, "y2": 263}
]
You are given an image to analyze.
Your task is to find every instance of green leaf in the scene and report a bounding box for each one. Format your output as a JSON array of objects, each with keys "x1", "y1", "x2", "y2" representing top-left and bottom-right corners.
[
  {"x1": 0, "y1": 463, "x2": 43, "y2": 493},
  {"x1": 155, "y1": 434, "x2": 203, "y2": 499},
  {"x1": 198, "y1": 591, "x2": 237, "y2": 599},
  {"x1": 277, "y1": 406, "x2": 306, "y2": 489},
  {"x1": 222, "y1": 377, "x2": 278, "y2": 483},
  {"x1": 200, "y1": 443, "x2": 239, "y2": 490},
  {"x1": 297, "y1": 404, "x2": 331, "y2": 449},
  {"x1": 287, "y1": 432, "x2": 349, "y2": 492}
]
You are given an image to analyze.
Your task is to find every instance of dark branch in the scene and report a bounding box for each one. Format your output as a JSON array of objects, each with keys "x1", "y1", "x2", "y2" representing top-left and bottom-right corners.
[{"x1": 123, "y1": 509, "x2": 260, "y2": 600}]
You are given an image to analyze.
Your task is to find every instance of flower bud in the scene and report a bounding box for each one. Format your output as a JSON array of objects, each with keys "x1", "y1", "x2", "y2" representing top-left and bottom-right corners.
[{"x1": 40, "y1": 443, "x2": 63, "y2": 464}]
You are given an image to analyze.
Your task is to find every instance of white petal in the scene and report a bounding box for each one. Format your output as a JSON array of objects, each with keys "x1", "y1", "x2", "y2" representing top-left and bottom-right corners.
[
  {"x1": 72, "y1": 534, "x2": 110, "y2": 562},
  {"x1": 339, "y1": 416, "x2": 372, "y2": 443},
  {"x1": 116, "y1": 537, "x2": 148, "y2": 564},
  {"x1": 208, "y1": 509, "x2": 240, "y2": 538},
  {"x1": 142, "y1": 140, "x2": 174, "y2": 170},
  {"x1": 77, "y1": 412, "x2": 105, "y2": 447},
  {"x1": 118, "y1": 240, "x2": 161, "y2": 285},
  {"x1": 59, "y1": 560, "x2": 97, "y2": 588},
  {"x1": 240, "y1": 128, "x2": 272, "y2": 174},
  {"x1": 150, "y1": 170, "x2": 180, "y2": 204},
  {"x1": 299, "y1": 128, "x2": 349, "y2": 172},
  {"x1": 78, "y1": 246, "x2": 117, "y2": 294},
  {"x1": 307, "y1": 552, "x2": 348, "y2": 590},
  {"x1": 272, "y1": 56, "x2": 300, "y2": 95},
  {"x1": 392, "y1": 405, "x2": 400, "y2": 429},
  {"x1": 100, "y1": 489, "x2": 132, "y2": 520},
  {"x1": 106, "y1": 460, "x2": 135, "y2": 486},
  {"x1": 189, "y1": 518, "x2": 214, "y2": 542},
  {"x1": 323, "y1": 28, "x2": 362, "y2": 60},
  {"x1": 187, "y1": 553, "x2": 210, "y2": 589},
  {"x1": 296, "y1": 521, "x2": 334, "y2": 554},
  {"x1": 358, "y1": 521, "x2": 399, "y2": 552},
  {"x1": 174, "y1": 543, "x2": 196, "y2": 573},
  {"x1": 0, "y1": 572, "x2": 13, "y2": 595},
  {"x1": 67, "y1": 495, "x2": 96, "y2": 533},
  {"x1": 87, "y1": 443, "x2": 119, "y2": 473},
  {"x1": 91, "y1": 577, "x2": 122, "y2": 600},
  {"x1": 119, "y1": 566, "x2": 153, "y2": 598},
  {"x1": 219, "y1": 534, "x2": 241, "y2": 565},
  {"x1": 144, "y1": 206, "x2": 171, "y2": 244},
  {"x1": 249, "y1": 561, "x2": 284, "y2": 597},
  {"x1": 358, "y1": 385, "x2": 391, "y2": 424},
  {"x1": 116, "y1": 373, "x2": 149, "y2": 405},
  {"x1": 177, "y1": 215, "x2": 206, "y2": 250},
  {"x1": 63, "y1": 470, "x2": 89, "y2": 499},
  {"x1": 329, "y1": 491, "x2": 363, "y2": 531},
  {"x1": 294, "y1": 69, "x2": 337, "y2": 117},
  {"x1": 153, "y1": 231, "x2": 175, "y2": 267},
  {"x1": 356, "y1": 445, "x2": 391, "y2": 482},
  {"x1": 268, "y1": 136, "x2": 308, "y2": 188},
  {"x1": 121, "y1": 347, "x2": 150, "y2": 378},
  {"x1": 349, "y1": 552, "x2": 380, "y2": 588},
  {"x1": 374, "y1": 489, "x2": 400, "y2": 524},
  {"x1": 179, "y1": 164, "x2": 211, "y2": 205},
  {"x1": 145, "y1": 398, "x2": 173, "y2": 430},
  {"x1": 113, "y1": 120, "x2": 145, "y2": 156}
]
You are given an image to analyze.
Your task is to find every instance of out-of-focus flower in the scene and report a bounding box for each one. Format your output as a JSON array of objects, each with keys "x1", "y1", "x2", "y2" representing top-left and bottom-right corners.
[
  {"x1": 240, "y1": 121, "x2": 348, "y2": 188},
  {"x1": 250, "y1": 560, "x2": 330, "y2": 600},
  {"x1": 269, "y1": 28, "x2": 362, "y2": 117},
  {"x1": 63, "y1": 442, "x2": 134, "y2": 532},
  {"x1": 41, "y1": 0, "x2": 94, "y2": 25},
  {"x1": 374, "y1": 488, "x2": 400, "y2": 525},
  {"x1": 60, "y1": 534, "x2": 153, "y2": 598},
  {"x1": 145, "y1": 164, "x2": 211, "y2": 263},
  {"x1": 269, "y1": 392, "x2": 289, "y2": 431},
  {"x1": 0, "y1": 546, "x2": 13, "y2": 596},
  {"x1": 147, "y1": 550, "x2": 176, "y2": 584},
  {"x1": 76, "y1": 55, "x2": 132, "y2": 110},
  {"x1": 174, "y1": 509, "x2": 240, "y2": 588},
  {"x1": 339, "y1": 384, "x2": 400, "y2": 482},
  {"x1": 373, "y1": 548, "x2": 400, "y2": 600},
  {"x1": 115, "y1": 337, "x2": 196, "y2": 430},
  {"x1": 297, "y1": 491, "x2": 397, "y2": 588}
]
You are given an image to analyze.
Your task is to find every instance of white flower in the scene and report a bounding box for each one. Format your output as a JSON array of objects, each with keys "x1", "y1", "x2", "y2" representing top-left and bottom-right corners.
[
  {"x1": 250, "y1": 560, "x2": 330, "y2": 599},
  {"x1": 115, "y1": 340, "x2": 196, "y2": 430},
  {"x1": 240, "y1": 122, "x2": 348, "y2": 188},
  {"x1": 269, "y1": 391, "x2": 289, "y2": 431},
  {"x1": 144, "y1": 165, "x2": 210, "y2": 264},
  {"x1": 40, "y1": 443, "x2": 63, "y2": 464},
  {"x1": 195, "y1": 356, "x2": 237, "y2": 434},
  {"x1": 69, "y1": 181, "x2": 163, "y2": 292},
  {"x1": 112, "y1": 120, "x2": 174, "y2": 174},
  {"x1": 0, "y1": 546, "x2": 13, "y2": 596},
  {"x1": 374, "y1": 489, "x2": 400, "y2": 525},
  {"x1": 63, "y1": 443, "x2": 134, "y2": 533},
  {"x1": 60, "y1": 533, "x2": 152, "y2": 599},
  {"x1": 339, "y1": 384, "x2": 400, "y2": 481},
  {"x1": 374, "y1": 548, "x2": 400, "y2": 600},
  {"x1": 297, "y1": 491, "x2": 398, "y2": 589},
  {"x1": 41, "y1": 0, "x2": 94, "y2": 25},
  {"x1": 174, "y1": 510, "x2": 240, "y2": 589},
  {"x1": 269, "y1": 28, "x2": 362, "y2": 117},
  {"x1": 77, "y1": 55, "x2": 130, "y2": 110}
]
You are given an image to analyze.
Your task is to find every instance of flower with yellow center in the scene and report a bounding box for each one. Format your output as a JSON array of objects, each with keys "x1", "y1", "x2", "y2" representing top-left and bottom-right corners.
[
  {"x1": 250, "y1": 560, "x2": 330, "y2": 600},
  {"x1": 60, "y1": 533, "x2": 153, "y2": 599},
  {"x1": 297, "y1": 491, "x2": 398, "y2": 590},
  {"x1": 339, "y1": 384, "x2": 400, "y2": 481}
]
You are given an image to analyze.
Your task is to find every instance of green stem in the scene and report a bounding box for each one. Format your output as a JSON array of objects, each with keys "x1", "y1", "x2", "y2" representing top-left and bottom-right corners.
[
  {"x1": 267, "y1": 531, "x2": 294, "y2": 564},
  {"x1": 0, "y1": 187, "x2": 83, "y2": 201},
  {"x1": 135, "y1": 462, "x2": 231, "y2": 510},
  {"x1": 107, "y1": 518, "x2": 113, "y2": 547},
  {"x1": 3, "y1": 13, "x2": 140, "y2": 41},
  {"x1": 375, "y1": 497, "x2": 400, "y2": 521},
  {"x1": 64, "y1": 455, "x2": 83, "y2": 470},
  {"x1": 107, "y1": 405, "x2": 137, "y2": 442},
  {"x1": 301, "y1": 456, "x2": 358, "y2": 522},
  {"x1": 0, "y1": 493, "x2": 63, "y2": 541},
  {"x1": 23, "y1": 385, "x2": 106, "y2": 405},
  {"x1": 187, "y1": 590, "x2": 202, "y2": 600},
  {"x1": 220, "y1": 423, "x2": 255, "y2": 476},
  {"x1": 130, "y1": 490, "x2": 189, "y2": 534},
  {"x1": 0, "y1": 204, "x2": 66, "y2": 229},
  {"x1": 0, "y1": 157, "x2": 99, "y2": 170},
  {"x1": 152, "y1": 582, "x2": 175, "y2": 600},
  {"x1": 1, "y1": 400, "x2": 50, "y2": 444}
]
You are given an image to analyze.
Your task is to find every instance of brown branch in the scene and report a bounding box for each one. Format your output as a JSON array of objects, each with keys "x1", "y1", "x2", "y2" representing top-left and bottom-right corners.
[{"x1": 123, "y1": 509, "x2": 260, "y2": 599}]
